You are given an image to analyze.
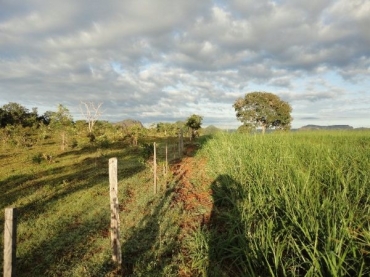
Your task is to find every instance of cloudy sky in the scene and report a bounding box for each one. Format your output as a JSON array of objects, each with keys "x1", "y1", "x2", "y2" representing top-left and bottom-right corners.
[{"x1": 1, "y1": 0, "x2": 369, "y2": 128}]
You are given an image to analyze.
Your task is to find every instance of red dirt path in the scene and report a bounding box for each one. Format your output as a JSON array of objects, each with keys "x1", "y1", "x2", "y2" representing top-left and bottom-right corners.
[
  {"x1": 171, "y1": 144, "x2": 213, "y2": 228},
  {"x1": 170, "y1": 143, "x2": 214, "y2": 276}
]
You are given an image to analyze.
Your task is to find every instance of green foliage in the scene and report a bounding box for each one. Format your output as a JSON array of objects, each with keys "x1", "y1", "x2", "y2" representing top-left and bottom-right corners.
[
  {"x1": 233, "y1": 92, "x2": 292, "y2": 132},
  {"x1": 186, "y1": 114, "x2": 203, "y2": 139},
  {"x1": 140, "y1": 142, "x2": 154, "y2": 159},
  {"x1": 0, "y1": 132, "x2": 184, "y2": 276},
  {"x1": 193, "y1": 131, "x2": 370, "y2": 276},
  {"x1": 70, "y1": 138, "x2": 78, "y2": 149},
  {"x1": 237, "y1": 124, "x2": 253, "y2": 134},
  {"x1": 156, "y1": 122, "x2": 179, "y2": 136},
  {"x1": 87, "y1": 132, "x2": 96, "y2": 142},
  {"x1": 49, "y1": 104, "x2": 73, "y2": 128},
  {"x1": 49, "y1": 104, "x2": 74, "y2": 151},
  {"x1": 4, "y1": 118, "x2": 369, "y2": 276},
  {"x1": 0, "y1": 102, "x2": 42, "y2": 128},
  {"x1": 31, "y1": 153, "x2": 43, "y2": 164},
  {"x1": 186, "y1": 114, "x2": 203, "y2": 130},
  {"x1": 96, "y1": 135, "x2": 110, "y2": 148},
  {"x1": 0, "y1": 125, "x2": 35, "y2": 147}
]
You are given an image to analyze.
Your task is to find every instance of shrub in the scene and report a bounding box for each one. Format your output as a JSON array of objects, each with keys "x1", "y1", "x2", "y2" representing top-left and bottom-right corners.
[{"x1": 31, "y1": 153, "x2": 43, "y2": 164}]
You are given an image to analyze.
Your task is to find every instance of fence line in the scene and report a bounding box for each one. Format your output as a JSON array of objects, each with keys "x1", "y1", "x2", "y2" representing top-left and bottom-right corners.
[{"x1": 3, "y1": 136, "x2": 190, "y2": 275}]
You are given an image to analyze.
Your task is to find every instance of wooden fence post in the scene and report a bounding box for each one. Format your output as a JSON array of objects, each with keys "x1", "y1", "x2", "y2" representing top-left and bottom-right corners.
[
  {"x1": 153, "y1": 142, "x2": 157, "y2": 194},
  {"x1": 109, "y1": 158, "x2": 122, "y2": 266},
  {"x1": 3, "y1": 207, "x2": 17, "y2": 277}
]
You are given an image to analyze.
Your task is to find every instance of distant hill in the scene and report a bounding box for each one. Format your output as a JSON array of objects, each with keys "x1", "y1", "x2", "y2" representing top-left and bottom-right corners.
[
  {"x1": 299, "y1": 125, "x2": 354, "y2": 130},
  {"x1": 354, "y1": 127, "x2": 370, "y2": 130},
  {"x1": 202, "y1": 125, "x2": 222, "y2": 135},
  {"x1": 115, "y1": 119, "x2": 144, "y2": 129}
]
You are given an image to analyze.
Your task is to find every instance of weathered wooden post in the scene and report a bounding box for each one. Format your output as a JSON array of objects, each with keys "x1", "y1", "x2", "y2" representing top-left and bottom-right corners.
[
  {"x1": 3, "y1": 207, "x2": 17, "y2": 277},
  {"x1": 109, "y1": 158, "x2": 122, "y2": 266},
  {"x1": 153, "y1": 142, "x2": 157, "y2": 194}
]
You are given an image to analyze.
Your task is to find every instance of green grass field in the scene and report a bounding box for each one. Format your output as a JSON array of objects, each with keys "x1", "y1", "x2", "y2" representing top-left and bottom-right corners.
[
  {"x1": 1, "y1": 130, "x2": 370, "y2": 276},
  {"x1": 1, "y1": 135, "x2": 186, "y2": 276},
  {"x1": 188, "y1": 131, "x2": 370, "y2": 276}
]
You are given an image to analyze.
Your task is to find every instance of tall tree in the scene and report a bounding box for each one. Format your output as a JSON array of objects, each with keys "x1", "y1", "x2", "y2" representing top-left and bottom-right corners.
[
  {"x1": 1, "y1": 102, "x2": 30, "y2": 126},
  {"x1": 0, "y1": 102, "x2": 44, "y2": 127},
  {"x1": 233, "y1": 92, "x2": 292, "y2": 134},
  {"x1": 185, "y1": 114, "x2": 203, "y2": 140}
]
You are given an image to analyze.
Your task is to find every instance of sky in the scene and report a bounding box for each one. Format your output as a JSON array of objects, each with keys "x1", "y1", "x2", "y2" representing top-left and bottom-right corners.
[{"x1": 1, "y1": 0, "x2": 369, "y2": 129}]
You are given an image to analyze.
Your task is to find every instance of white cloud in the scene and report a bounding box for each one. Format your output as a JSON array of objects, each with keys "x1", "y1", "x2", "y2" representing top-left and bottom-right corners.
[{"x1": 0, "y1": 0, "x2": 369, "y2": 128}]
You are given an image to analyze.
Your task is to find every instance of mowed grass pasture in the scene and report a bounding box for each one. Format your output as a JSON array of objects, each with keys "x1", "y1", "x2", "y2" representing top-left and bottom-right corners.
[
  {"x1": 1, "y1": 129, "x2": 370, "y2": 276},
  {"x1": 0, "y1": 133, "x2": 185, "y2": 276}
]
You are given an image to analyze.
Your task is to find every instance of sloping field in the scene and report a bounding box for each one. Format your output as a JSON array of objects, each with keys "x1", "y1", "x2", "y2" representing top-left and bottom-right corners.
[{"x1": 0, "y1": 136, "x2": 193, "y2": 276}]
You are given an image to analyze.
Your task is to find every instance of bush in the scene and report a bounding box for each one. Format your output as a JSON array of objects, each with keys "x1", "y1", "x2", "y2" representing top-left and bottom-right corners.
[
  {"x1": 31, "y1": 153, "x2": 43, "y2": 164},
  {"x1": 97, "y1": 135, "x2": 110, "y2": 148},
  {"x1": 70, "y1": 138, "x2": 78, "y2": 149},
  {"x1": 140, "y1": 143, "x2": 154, "y2": 159}
]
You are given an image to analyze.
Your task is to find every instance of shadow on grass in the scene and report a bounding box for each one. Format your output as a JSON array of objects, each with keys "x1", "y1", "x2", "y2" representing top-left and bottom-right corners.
[
  {"x1": 1, "y1": 136, "x2": 213, "y2": 276},
  {"x1": 0, "y1": 153, "x2": 11, "y2": 160},
  {"x1": 118, "y1": 136, "x2": 214, "y2": 276},
  {"x1": 17, "y1": 214, "x2": 115, "y2": 277},
  {"x1": 0, "y1": 143, "x2": 146, "y2": 276},
  {"x1": 0, "y1": 151, "x2": 144, "y2": 213},
  {"x1": 207, "y1": 174, "x2": 248, "y2": 277},
  {"x1": 55, "y1": 141, "x2": 132, "y2": 159},
  {"x1": 121, "y1": 187, "x2": 180, "y2": 276}
]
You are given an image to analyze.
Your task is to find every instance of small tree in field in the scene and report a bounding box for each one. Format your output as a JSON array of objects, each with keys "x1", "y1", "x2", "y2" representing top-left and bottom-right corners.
[
  {"x1": 233, "y1": 92, "x2": 292, "y2": 134},
  {"x1": 186, "y1": 114, "x2": 203, "y2": 140},
  {"x1": 50, "y1": 104, "x2": 73, "y2": 151}
]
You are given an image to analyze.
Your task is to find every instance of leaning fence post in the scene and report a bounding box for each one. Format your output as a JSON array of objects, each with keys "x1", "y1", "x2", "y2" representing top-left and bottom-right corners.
[
  {"x1": 109, "y1": 158, "x2": 122, "y2": 266},
  {"x1": 4, "y1": 207, "x2": 17, "y2": 277}
]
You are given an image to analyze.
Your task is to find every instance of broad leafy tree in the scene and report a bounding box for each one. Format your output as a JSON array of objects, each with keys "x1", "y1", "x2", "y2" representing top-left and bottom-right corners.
[
  {"x1": 185, "y1": 114, "x2": 203, "y2": 140},
  {"x1": 0, "y1": 102, "x2": 39, "y2": 127},
  {"x1": 2, "y1": 102, "x2": 29, "y2": 126},
  {"x1": 0, "y1": 102, "x2": 46, "y2": 127},
  {"x1": 233, "y1": 92, "x2": 292, "y2": 134}
]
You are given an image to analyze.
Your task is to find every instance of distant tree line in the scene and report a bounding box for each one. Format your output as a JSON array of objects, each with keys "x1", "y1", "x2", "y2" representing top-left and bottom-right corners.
[
  {"x1": 2, "y1": 91, "x2": 294, "y2": 140},
  {"x1": 0, "y1": 101, "x2": 206, "y2": 151},
  {"x1": 0, "y1": 102, "x2": 52, "y2": 128}
]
